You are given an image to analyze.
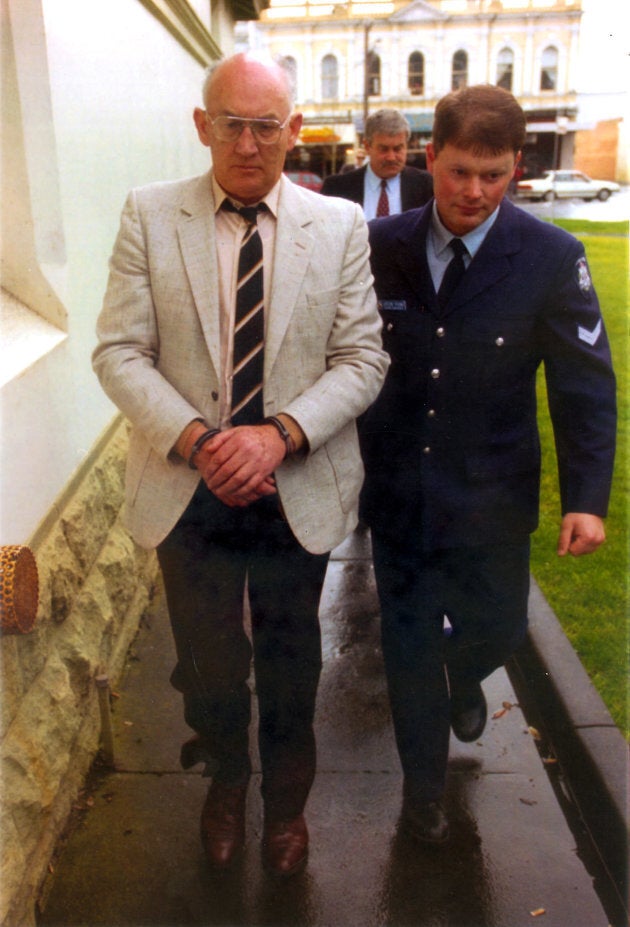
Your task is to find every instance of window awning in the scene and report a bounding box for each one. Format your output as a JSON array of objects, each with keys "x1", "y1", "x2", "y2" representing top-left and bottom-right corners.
[
  {"x1": 353, "y1": 112, "x2": 433, "y2": 133},
  {"x1": 406, "y1": 113, "x2": 434, "y2": 132}
]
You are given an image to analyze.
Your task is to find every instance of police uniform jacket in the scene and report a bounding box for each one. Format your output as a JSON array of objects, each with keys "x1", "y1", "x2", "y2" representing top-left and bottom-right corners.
[{"x1": 359, "y1": 197, "x2": 617, "y2": 551}]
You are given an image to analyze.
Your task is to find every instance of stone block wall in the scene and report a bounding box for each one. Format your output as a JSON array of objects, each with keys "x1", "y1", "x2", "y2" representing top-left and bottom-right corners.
[{"x1": 0, "y1": 418, "x2": 159, "y2": 927}]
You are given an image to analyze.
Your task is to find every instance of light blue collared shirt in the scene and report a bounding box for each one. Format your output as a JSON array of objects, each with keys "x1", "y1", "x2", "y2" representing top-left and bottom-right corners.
[
  {"x1": 363, "y1": 165, "x2": 402, "y2": 220},
  {"x1": 427, "y1": 201, "x2": 500, "y2": 292}
]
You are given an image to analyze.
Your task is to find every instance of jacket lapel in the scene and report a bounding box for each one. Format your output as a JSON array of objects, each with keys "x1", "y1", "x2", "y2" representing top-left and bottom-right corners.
[
  {"x1": 391, "y1": 204, "x2": 435, "y2": 303},
  {"x1": 338, "y1": 166, "x2": 366, "y2": 205},
  {"x1": 400, "y1": 168, "x2": 413, "y2": 212},
  {"x1": 352, "y1": 166, "x2": 368, "y2": 204},
  {"x1": 176, "y1": 174, "x2": 222, "y2": 375},
  {"x1": 265, "y1": 177, "x2": 315, "y2": 376}
]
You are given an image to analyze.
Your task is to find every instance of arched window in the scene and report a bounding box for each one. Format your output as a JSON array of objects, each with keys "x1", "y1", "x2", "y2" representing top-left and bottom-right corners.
[
  {"x1": 496, "y1": 48, "x2": 514, "y2": 91},
  {"x1": 408, "y1": 52, "x2": 424, "y2": 96},
  {"x1": 282, "y1": 56, "x2": 298, "y2": 99},
  {"x1": 540, "y1": 46, "x2": 558, "y2": 91},
  {"x1": 367, "y1": 52, "x2": 381, "y2": 96},
  {"x1": 452, "y1": 50, "x2": 468, "y2": 90},
  {"x1": 321, "y1": 54, "x2": 338, "y2": 101}
]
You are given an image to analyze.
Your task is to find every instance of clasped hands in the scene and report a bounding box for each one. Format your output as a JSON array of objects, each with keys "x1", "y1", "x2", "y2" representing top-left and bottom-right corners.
[{"x1": 192, "y1": 424, "x2": 286, "y2": 508}]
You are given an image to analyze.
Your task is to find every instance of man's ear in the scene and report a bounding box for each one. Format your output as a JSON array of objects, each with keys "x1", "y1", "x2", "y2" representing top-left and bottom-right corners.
[
  {"x1": 193, "y1": 108, "x2": 211, "y2": 148},
  {"x1": 511, "y1": 150, "x2": 522, "y2": 178},
  {"x1": 425, "y1": 142, "x2": 436, "y2": 174},
  {"x1": 286, "y1": 112, "x2": 303, "y2": 152}
]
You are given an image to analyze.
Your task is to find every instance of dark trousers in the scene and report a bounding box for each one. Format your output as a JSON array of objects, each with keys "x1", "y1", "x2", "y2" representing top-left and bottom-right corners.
[
  {"x1": 371, "y1": 532, "x2": 530, "y2": 804},
  {"x1": 157, "y1": 483, "x2": 329, "y2": 821}
]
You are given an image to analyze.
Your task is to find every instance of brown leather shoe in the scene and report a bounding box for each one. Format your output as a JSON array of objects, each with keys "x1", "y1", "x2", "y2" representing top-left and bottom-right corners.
[
  {"x1": 262, "y1": 814, "x2": 308, "y2": 877},
  {"x1": 200, "y1": 781, "x2": 247, "y2": 868}
]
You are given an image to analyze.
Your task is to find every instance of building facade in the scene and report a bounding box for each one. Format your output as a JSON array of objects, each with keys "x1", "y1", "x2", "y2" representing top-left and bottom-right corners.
[{"x1": 238, "y1": 0, "x2": 593, "y2": 178}]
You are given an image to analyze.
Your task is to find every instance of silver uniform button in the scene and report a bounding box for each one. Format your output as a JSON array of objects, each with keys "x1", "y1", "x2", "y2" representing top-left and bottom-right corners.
[
  {"x1": 436, "y1": 327, "x2": 445, "y2": 338},
  {"x1": 427, "y1": 409, "x2": 436, "y2": 418},
  {"x1": 386, "y1": 322, "x2": 394, "y2": 331},
  {"x1": 431, "y1": 368, "x2": 440, "y2": 379},
  {"x1": 423, "y1": 446, "x2": 431, "y2": 455},
  {"x1": 495, "y1": 336, "x2": 505, "y2": 346}
]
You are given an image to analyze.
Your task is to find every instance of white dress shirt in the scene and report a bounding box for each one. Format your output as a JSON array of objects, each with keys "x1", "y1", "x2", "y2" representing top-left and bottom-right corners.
[
  {"x1": 427, "y1": 201, "x2": 500, "y2": 292},
  {"x1": 363, "y1": 165, "x2": 402, "y2": 220}
]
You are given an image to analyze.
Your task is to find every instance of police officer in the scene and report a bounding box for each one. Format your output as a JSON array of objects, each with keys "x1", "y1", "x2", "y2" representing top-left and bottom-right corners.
[{"x1": 359, "y1": 84, "x2": 617, "y2": 844}]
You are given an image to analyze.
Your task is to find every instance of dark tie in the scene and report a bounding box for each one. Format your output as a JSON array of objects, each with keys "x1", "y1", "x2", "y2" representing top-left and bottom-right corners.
[
  {"x1": 376, "y1": 179, "x2": 389, "y2": 217},
  {"x1": 223, "y1": 201, "x2": 266, "y2": 425},
  {"x1": 437, "y1": 238, "x2": 468, "y2": 309}
]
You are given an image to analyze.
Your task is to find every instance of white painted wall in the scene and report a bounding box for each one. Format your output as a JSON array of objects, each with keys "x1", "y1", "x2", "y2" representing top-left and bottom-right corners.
[
  {"x1": 1, "y1": 0, "x2": 214, "y2": 544},
  {"x1": 576, "y1": 0, "x2": 628, "y2": 129}
]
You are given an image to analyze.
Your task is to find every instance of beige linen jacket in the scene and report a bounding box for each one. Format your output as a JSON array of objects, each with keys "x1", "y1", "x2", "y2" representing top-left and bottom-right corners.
[{"x1": 93, "y1": 172, "x2": 388, "y2": 553}]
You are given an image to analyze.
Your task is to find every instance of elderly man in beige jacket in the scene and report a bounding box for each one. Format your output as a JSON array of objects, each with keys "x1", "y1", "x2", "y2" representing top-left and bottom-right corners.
[{"x1": 93, "y1": 52, "x2": 388, "y2": 878}]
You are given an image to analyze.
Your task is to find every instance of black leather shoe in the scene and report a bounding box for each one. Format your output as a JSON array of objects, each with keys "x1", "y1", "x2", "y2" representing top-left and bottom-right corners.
[
  {"x1": 262, "y1": 815, "x2": 309, "y2": 877},
  {"x1": 181, "y1": 735, "x2": 216, "y2": 777},
  {"x1": 200, "y1": 781, "x2": 247, "y2": 869},
  {"x1": 402, "y1": 800, "x2": 450, "y2": 844},
  {"x1": 450, "y1": 680, "x2": 487, "y2": 742}
]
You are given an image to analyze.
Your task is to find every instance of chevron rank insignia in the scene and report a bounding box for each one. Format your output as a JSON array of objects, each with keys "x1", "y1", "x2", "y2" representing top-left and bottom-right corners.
[{"x1": 578, "y1": 319, "x2": 602, "y2": 346}]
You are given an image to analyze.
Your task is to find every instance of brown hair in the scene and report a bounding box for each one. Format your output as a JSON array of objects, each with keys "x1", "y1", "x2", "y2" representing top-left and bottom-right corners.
[{"x1": 432, "y1": 84, "x2": 526, "y2": 156}]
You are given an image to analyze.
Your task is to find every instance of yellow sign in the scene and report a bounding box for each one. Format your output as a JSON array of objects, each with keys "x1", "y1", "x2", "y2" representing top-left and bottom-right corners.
[{"x1": 299, "y1": 126, "x2": 341, "y2": 144}]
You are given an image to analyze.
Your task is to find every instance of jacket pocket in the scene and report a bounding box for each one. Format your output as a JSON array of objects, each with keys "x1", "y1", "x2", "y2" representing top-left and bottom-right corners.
[
  {"x1": 126, "y1": 434, "x2": 153, "y2": 509},
  {"x1": 460, "y1": 314, "x2": 532, "y2": 349},
  {"x1": 324, "y1": 421, "x2": 363, "y2": 513},
  {"x1": 465, "y1": 437, "x2": 540, "y2": 481}
]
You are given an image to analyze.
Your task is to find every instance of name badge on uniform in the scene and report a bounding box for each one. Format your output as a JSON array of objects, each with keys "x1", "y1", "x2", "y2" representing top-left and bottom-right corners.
[{"x1": 379, "y1": 299, "x2": 407, "y2": 312}]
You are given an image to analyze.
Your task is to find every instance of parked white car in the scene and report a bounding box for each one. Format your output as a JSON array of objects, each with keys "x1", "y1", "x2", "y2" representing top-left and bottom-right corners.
[{"x1": 517, "y1": 170, "x2": 620, "y2": 202}]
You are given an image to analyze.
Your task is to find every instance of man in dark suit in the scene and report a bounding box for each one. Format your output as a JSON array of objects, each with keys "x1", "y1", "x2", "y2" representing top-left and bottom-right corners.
[
  {"x1": 321, "y1": 109, "x2": 432, "y2": 218},
  {"x1": 360, "y1": 85, "x2": 616, "y2": 844}
]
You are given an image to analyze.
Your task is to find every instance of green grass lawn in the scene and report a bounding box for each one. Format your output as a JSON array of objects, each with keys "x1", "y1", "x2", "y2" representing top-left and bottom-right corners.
[{"x1": 529, "y1": 218, "x2": 629, "y2": 736}]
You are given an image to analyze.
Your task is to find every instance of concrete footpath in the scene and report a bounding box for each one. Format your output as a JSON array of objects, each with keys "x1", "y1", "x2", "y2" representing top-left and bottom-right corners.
[{"x1": 38, "y1": 530, "x2": 619, "y2": 927}]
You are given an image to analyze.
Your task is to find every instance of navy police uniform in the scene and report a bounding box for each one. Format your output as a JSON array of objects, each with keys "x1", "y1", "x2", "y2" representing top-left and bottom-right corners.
[{"x1": 360, "y1": 198, "x2": 616, "y2": 804}]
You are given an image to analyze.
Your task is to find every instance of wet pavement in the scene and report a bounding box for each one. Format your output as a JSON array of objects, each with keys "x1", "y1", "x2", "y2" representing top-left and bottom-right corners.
[{"x1": 38, "y1": 530, "x2": 613, "y2": 927}]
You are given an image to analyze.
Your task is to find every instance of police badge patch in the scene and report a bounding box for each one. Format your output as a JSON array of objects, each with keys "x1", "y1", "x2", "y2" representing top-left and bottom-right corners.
[{"x1": 575, "y1": 257, "x2": 592, "y2": 295}]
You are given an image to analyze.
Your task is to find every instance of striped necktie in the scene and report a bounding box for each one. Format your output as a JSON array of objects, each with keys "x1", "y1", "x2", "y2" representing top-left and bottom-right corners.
[
  {"x1": 376, "y1": 179, "x2": 390, "y2": 217},
  {"x1": 437, "y1": 238, "x2": 468, "y2": 309},
  {"x1": 223, "y1": 200, "x2": 266, "y2": 426}
]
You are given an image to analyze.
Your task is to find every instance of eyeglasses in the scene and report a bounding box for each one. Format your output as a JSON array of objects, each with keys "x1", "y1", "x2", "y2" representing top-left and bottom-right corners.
[{"x1": 208, "y1": 114, "x2": 292, "y2": 145}]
